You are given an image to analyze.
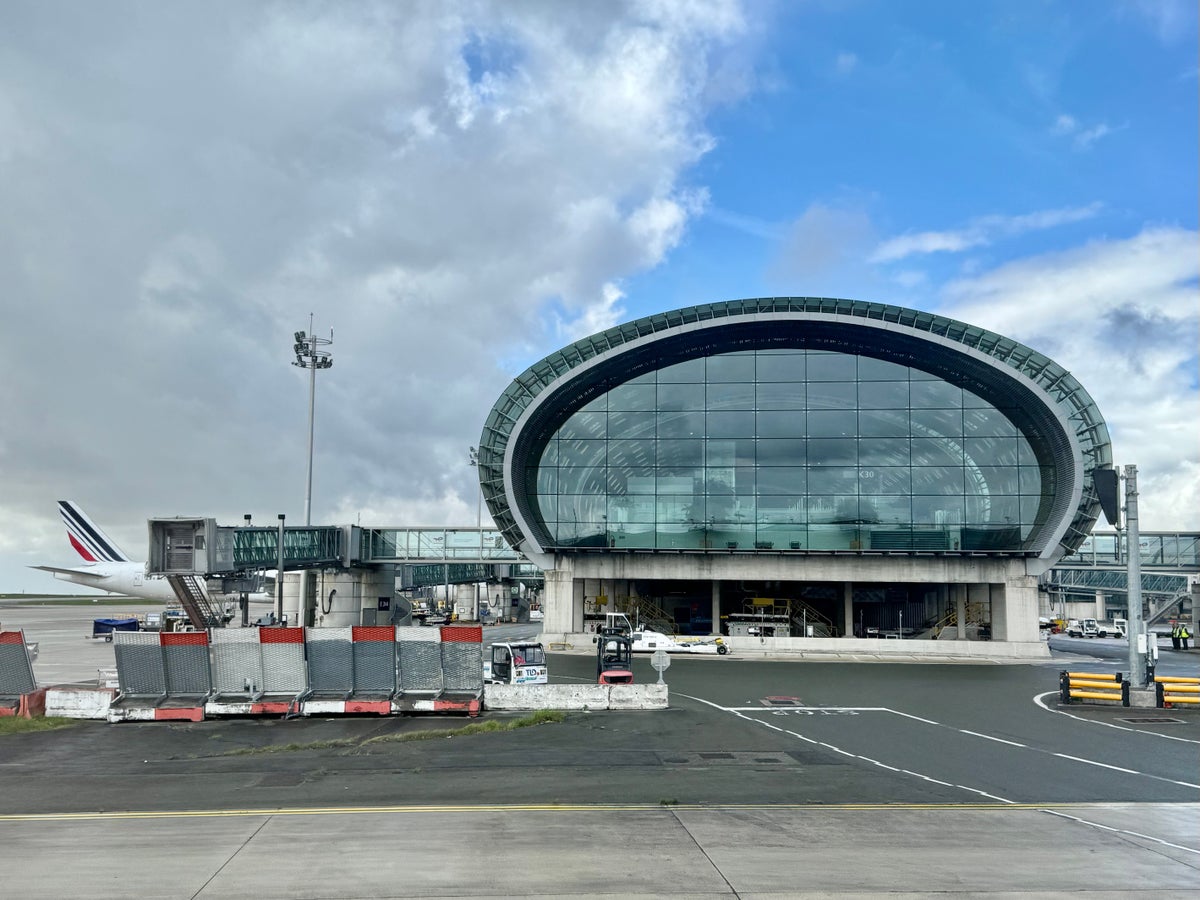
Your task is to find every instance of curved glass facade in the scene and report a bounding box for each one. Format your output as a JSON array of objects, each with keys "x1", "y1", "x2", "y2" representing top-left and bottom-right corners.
[{"x1": 534, "y1": 349, "x2": 1049, "y2": 552}]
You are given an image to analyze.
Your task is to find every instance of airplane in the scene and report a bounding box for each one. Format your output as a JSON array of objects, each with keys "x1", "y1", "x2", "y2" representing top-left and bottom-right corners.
[{"x1": 31, "y1": 500, "x2": 268, "y2": 607}]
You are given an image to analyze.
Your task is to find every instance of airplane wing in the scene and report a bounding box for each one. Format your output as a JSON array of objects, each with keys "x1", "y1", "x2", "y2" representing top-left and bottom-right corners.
[{"x1": 29, "y1": 564, "x2": 112, "y2": 581}]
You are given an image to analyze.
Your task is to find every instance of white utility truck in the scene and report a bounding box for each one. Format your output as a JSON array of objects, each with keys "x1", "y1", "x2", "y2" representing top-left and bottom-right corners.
[{"x1": 483, "y1": 642, "x2": 548, "y2": 685}]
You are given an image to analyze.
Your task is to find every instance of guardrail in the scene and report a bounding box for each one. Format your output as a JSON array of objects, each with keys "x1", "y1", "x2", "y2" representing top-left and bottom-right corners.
[
  {"x1": 1155, "y1": 675, "x2": 1200, "y2": 708},
  {"x1": 1059, "y1": 670, "x2": 1129, "y2": 706}
]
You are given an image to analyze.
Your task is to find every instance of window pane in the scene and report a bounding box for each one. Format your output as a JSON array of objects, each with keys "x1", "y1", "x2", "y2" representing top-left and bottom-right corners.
[
  {"x1": 658, "y1": 358, "x2": 705, "y2": 383},
  {"x1": 607, "y1": 439, "x2": 655, "y2": 469},
  {"x1": 756, "y1": 439, "x2": 807, "y2": 465},
  {"x1": 859, "y1": 437, "x2": 910, "y2": 466},
  {"x1": 859, "y1": 380, "x2": 909, "y2": 408},
  {"x1": 757, "y1": 467, "x2": 807, "y2": 494},
  {"x1": 758, "y1": 382, "x2": 806, "y2": 409},
  {"x1": 964, "y1": 407, "x2": 1017, "y2": 436},
  {"x1": 707, "y1": 353, "x2": 756, "y2": 381},
  {"x1": 911, "y1": 408, "x2": 962, "y2": 437},
  {"x1": 808, "y1": 352, "x2": 857, "y2": 381},
  {"x1": 756, "y1": 351, "x2": 805, "y2": 382},
  {"x1": 808, "y1": 382, "x2": 857, "y2": 409},
  {"x1": 658, "y1": 410, "x2": 705, "y2": 438},
  {"x1": 859, "y1": 410, "x2": 909, "y2": 437},
  {"x1": 707, "y1": 410, "x2": 755, "y2": 438},
  {"x1": 558, "y1": 410, "x2": 607, "y2": 440},
  {"x1": 658, "y1": 382, "x2": 704, "y2": 409},
  {"x1": 658, "y1": 440, "x2": 704, "y2": 466},
  {"x1": 608, "y1": 410, "x2": 656, "y2": 437},
  {"x1": 859, "y1": 357, "x2": 910, "y2": 380},
  {"x1": 911, "y1": 381, "x2": 963, "y2": 408},
  {"x1": 807, "y1": 438, "x2": 857, "y2": 466},
  {"x1": 911, "y1": 439, "x2": 964, "y2": 466},
  {"x1": 758, "y1": 411, "x2": 806, "y2": 438},
  {"x1": 707, "y1": 381, "x2": 755, "y2": 409},
  {"x1": 964, "y1": 437, "x2": 1019, "y2": 466},
  {"x1": 608, "y1": 382, "x2": 657, "y2": 411},
  {"x1": 557, "y1": 439, "x2": 605, "y2": 467},
  {"x1": 808, "y1": 410, "x2": 858, "y2": 438}
]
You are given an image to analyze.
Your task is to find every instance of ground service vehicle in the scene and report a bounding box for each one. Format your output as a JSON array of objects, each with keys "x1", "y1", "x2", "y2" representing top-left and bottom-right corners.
[
  {"x1": 483, "y1": 642, "x2": 548, "y2": 685},
  {"x1": 1066, "y1": 618, "x2": 1100, "y2": 638},
  {"x1": 597, "y1": 633, "x2": 634, "y2": 684},
  {"x1": 1098, "y1": 618, "x2": 1127, "y2": 638}
]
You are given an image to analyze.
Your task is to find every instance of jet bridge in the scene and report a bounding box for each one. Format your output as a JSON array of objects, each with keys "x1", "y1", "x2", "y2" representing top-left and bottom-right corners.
[{"x1": 146, "y1": 518, "x2": 353, "y2": 576}]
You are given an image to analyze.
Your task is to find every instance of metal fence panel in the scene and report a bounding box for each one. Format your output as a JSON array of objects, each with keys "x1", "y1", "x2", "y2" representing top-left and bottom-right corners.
[
  {"x1": 113, "y1": 632, "x2": 166, "y2": 696},
  {"x1": 440, "y1": 626, "x2": 483, "y2": 694},
  {"x1": 0, "y1": 631, "x2": 36, "y2": 696},
  {"x1": 440, "y1": 642, "x2": 483, "y2": 693},
  {"x1": 352, "y1": 626, "x2": 396, "y2": 694},
  {"x1": 162, "y1": 632, "x2": 212, "y2": 696},
  {"x1": 210, "y1": 629, "x2": 264, "y2": 696},
  {"x1": 306, "y1": 627, "x2": 353, "y2": 694},
  {"x1": 259, "y1": 627, "x2": 307, "y2": 694},
  {"x1": 396, "y1": 626, "x2": 442, "y2": 694}
]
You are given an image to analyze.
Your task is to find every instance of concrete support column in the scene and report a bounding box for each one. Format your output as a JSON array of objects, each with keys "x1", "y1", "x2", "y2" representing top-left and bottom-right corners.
[
  {"x1": 1094, "y1": 590, "x2": 1106, "y2": 621},
  {"x1": 542, "y1": 559, "x2": 575, "y2": 634},
  {"x1": 711, "y1": 581, "x2": 721, "y2": 636},
  {"x1": 999, "y1": 576, "x2": 1040, "y2": 643},
  {"x1": 843, "y1": 582, "x2": 854, "y2": 638},
  {"x1": 954, "y1": 584, "x2": 968, "y2": 640}
]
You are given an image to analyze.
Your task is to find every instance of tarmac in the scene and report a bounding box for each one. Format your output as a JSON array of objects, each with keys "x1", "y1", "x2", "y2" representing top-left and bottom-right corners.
[{"x1": 2, "y1": 597, "x2": 1197, "y2": 898}]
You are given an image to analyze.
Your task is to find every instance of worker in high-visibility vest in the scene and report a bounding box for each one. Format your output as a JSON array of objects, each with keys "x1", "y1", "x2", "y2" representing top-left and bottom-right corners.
[
  {"x1": 1171, "y1": 623, "x2": 1182, "y2": 650},
  {"x1": 1180, "y1": 623, "x2": 1192, "y2": 651}
]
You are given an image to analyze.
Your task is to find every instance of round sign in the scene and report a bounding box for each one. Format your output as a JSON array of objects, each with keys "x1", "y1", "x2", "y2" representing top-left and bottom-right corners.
[{"x1": 650, "y1": 648, "x2": 670, "y2": 671}]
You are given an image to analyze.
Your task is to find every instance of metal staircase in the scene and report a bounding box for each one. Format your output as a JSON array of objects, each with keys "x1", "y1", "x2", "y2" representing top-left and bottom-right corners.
[{"x1": 167, "y1": 574, "x2": 221, "y2": 629}]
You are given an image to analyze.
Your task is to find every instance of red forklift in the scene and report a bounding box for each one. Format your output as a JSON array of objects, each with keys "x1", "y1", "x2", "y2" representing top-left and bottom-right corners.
[{"x1": 596, "y1": 629, "x2": 634, "y2": 684}]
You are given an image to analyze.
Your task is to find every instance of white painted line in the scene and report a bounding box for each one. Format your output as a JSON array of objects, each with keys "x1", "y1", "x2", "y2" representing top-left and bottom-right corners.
[
  {"x1": 1033, "y1": 691, "x2": 1200, "y2": 745},
  {"x1": 679, "y1": 691, "x2": 1014, "y2": 804},
  {"x1": 1039, "y1": 809, "x2": 1200, "y2": 856},
  {"x1": 960, "y1": 730, "x2": 1027, "y2": 748},
  {"x1": 1051, "y1": 754, "x2": 1142, "y2": 776}
]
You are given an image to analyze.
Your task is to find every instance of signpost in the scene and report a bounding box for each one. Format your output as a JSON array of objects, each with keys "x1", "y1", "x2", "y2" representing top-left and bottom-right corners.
[{"x1": 651, "y1": 648, "x2": 670, "y2": 684}]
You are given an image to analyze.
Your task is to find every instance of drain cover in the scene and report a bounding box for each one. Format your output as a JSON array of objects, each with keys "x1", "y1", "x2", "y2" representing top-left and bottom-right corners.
[
  {"x1": 1120, "y1": 717, "x2": 1184, "y2": 725},
  {"x1": 762, "y1": 696, "x2": 802, "y2": 707}
]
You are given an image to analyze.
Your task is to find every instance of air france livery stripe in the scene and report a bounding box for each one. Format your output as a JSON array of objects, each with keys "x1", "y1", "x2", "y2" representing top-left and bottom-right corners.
[{"x1": 59, "y1": 501, "x2": 129, "y2": 563}]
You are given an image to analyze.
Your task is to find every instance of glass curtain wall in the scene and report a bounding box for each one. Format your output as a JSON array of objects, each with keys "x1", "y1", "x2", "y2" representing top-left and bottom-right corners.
[{"x1": 535, "y1": 350, "x2": 1048, "y2": 552}]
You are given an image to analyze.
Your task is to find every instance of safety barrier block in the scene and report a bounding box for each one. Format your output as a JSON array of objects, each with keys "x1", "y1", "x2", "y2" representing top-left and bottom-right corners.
[
  {"x1": 1156, "y1": 675, "x2": 1200, "y2": 708},
  {"x1": 395, "y1": 625, "x2": 443, "y2": 711},
  {"x1": 46, "y1": 686, "x2": 116, "y2": 719},
  {"x1": 1059, "y1": 670, "x2": 1129, "y2": 706},
  {"x1": 352, "y1": 625, "x2": 397, "y2": 700},
  {"x1": 0, "y1": 631, "x2": 40, "y2": 717},
  {"x1": 436, "y1": 625, "x2": 482, "y2": 716},
  {"x1": 258, "y1": 626, "x2": 307, "y2": 708}
]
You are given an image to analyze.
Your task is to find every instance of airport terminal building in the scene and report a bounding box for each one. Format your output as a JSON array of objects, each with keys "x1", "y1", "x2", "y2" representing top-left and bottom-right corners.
[{"x1": 477, "y1": 298, "x2": 1112, "y2": 654}]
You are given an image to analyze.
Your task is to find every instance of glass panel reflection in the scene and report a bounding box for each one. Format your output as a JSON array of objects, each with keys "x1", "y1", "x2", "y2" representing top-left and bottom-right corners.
[{"x1": 531, "y1": 348, "x2": 1050, "y2": 551}]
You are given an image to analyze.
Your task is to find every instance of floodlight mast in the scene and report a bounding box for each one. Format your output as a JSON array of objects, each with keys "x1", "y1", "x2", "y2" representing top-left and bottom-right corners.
[
  {"x1": 469, "y1": 446, "x2": 483, "y2": 621},
  {"x1": 292, "y1": 315, "x2": 332, "y2": 628},
  {"x1": 292, "y1": 315, "x2": 333, "y2": 527}
]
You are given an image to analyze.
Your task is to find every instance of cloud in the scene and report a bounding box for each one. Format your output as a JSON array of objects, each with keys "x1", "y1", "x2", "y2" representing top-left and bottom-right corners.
[
  {"x1": 870, "y1": 203, "x2": 1103, "y2": 264},
  {"x1": 0, "y1": 1, "x2": 751, "y2": 589},
  {"x1": 1051, "y1": 113, "x2": 1115, "y2": 150},
  {"x1": 1120, "y1": 0, "x2": 1197, "y2": 43},
  {"x1": 940, "y1": 226, "x2": 1200, "y2": 529}
]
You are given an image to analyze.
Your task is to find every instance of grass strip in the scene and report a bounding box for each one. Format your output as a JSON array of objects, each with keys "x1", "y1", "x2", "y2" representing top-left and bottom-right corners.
[
  {"x1": 0, "y1": 716, "x2": 79, "y2": 736},
  {"x1": 217, "y1": 709, "x2": 565, "y2": 757}
]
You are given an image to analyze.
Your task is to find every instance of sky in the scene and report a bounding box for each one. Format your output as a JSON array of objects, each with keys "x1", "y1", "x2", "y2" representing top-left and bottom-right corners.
[{"x1": 1, "y1": 0, "x2": 1196, "y2": 592}]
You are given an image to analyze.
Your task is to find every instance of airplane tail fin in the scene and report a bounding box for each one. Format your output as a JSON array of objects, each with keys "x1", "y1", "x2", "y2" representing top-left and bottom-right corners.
[{"x1": 58, "y1": 500, "x2": 132, "y2": 563}]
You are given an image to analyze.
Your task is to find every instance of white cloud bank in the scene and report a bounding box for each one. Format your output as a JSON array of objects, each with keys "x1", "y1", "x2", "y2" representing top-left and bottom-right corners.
[
  {"x1": 941, "y1": 226, "x2": 1200, "y2": 529},
  {"x1": 870, "y1": 203, "x2": 1104, "y2": 263},
  {"x1": 0, "y1": 2, "x2": 749, "y2": 588}
]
